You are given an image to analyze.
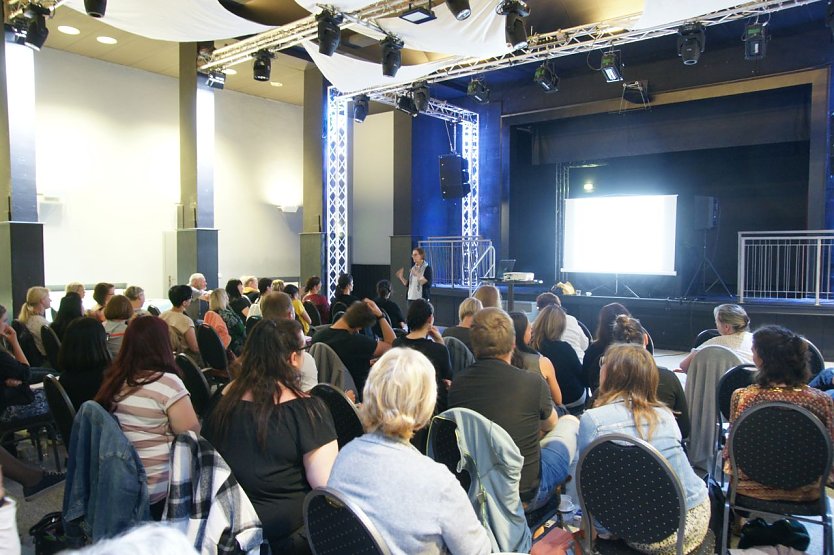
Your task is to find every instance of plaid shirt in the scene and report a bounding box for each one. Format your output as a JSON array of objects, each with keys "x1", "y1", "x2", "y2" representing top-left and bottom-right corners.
[{"x1": 165, "y1": 432, "x2": 263, "y2": 554}]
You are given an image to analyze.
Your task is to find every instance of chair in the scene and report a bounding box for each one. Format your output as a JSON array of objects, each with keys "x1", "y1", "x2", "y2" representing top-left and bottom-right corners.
[
  {"x1": 310, "y1": 383, "x2": 363, "y2": 449},
  {"x1": 308, "y1": 341, "x2": 357, "y2": 396},
  {"x1": 712, "y1": 364, "x2": 757, "y2": 482},
  {"x1": 196, "y1": 324, "x2": 230, "y2": 384},
  {"x1": 175, "y1": 354, "x2": 212, "y2": 417},
  {"x1": 805, "y1": 338, "x2": 825, "y2": 379},
  {"x1": 331, "y1": 310, "x2": 345, "y2": 324},
  {"x1": 577, "y1": 434, "x2": 715, "y2": 555},
  {"x1": 303, "y1": 300, "x2": 322, "y2": 327},
  {"x1": 12, "y1": 319, "x2": 46, "y2": 367},
  {"x1": 426, "y1": 416, "x2": 472, "y2": 494},
  {"x1": 577, "y1": 320, "x2": 593, "y2": 342},
  {"x1": 244, "y1": 315, "x2": 261, "y2": 336},
  {"x1": 645, "y1": 331, "x2": 655, "y2": 355},
  {"x1": 685, "y1": 345, "x2": 743, "y2": 475},
  {"x1": 41, "y1": 325, "x2": 62, "y2": 371},
  {"x1": 443, "y1": 336, "x2": 474, "y2": 378},
  {"x1": 722, "y1": 402, "x2": 833, "y2": 555},
  {"x1": 43, "y1": 374, "x2": 77, "y2": 450},
  {"x1": 693, "y1": 328, "x2": 720, "y2": 349},
  {"x1": 147, "y1": 305, "x2": 161, "y2": 317},
  {"x1": 0, "y1": 390, "x2": 62, "y2": 472},
  {"x1": 304, "y1": 487, "x2": 391, "y2": 555}
]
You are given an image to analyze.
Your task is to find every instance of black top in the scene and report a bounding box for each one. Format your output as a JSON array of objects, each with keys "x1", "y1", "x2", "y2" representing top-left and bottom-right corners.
[
  {"x1": 538, "y1": 338, "x2": 586, "y2": 405},
  {"x1": 656, "y1": 365, "x2": 690, "y2": 439},
  {"x1": 59, "y1": 370, "x2": 105, "y2": 411},
  {"x1": 311, "y1": 327, "x2": 377, "y2": 399},
  {"x1": 203, "y1": 397, "x2": 337, "y2": 551},
  {"x1": 374, "y1": 297, "x2": 406, "y2": 329},
  {"x1": 414, "y1": 264, "x2": 432, "y2": 300},
  {"x1": 229, "y1": 297, "x2": 251, "y2": 323},
  {"x1": 0, "y1": 348, "x2": 31, "y2": 412},
  {"x1": 582, "y1": 340, "x2": 608, "y2": 392},
  {"x1": 447, "y1": 358, "x2": 552, "y2": 501},
  {"x1": 393, "y1": 336, "x2": 452, "y2": 411},
  {"x1": 441, "y1": 326, "x2": 473, "y2": 353}
]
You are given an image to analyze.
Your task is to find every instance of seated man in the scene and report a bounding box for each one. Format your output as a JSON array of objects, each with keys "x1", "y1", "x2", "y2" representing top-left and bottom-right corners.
[
  {"x1": 185, "y1": 273, "x2": 210, "y2": 322},
  {"x1": 448, "y1": 307, "x2": 579, "y2": 512},
  {"x1": 311, "y1": 300, "x2": 395, "y2": 400},
  {"x1": 260, "y1": 292, "x2": 318, "y2": 392}
]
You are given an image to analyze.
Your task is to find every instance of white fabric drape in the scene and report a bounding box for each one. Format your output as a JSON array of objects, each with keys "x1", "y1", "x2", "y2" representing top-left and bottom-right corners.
[{"x1": 633, "y1": 0, "x2": 746, "y2": 29}]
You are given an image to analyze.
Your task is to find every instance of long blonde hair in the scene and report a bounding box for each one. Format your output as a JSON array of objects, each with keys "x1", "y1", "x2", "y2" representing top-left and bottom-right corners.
[
  {"x1": 594, "y1": 343, "x2": 667, "y2": 441},
  {"x1": 18, "y1": 286, "x2": 49, "y2": 322}
]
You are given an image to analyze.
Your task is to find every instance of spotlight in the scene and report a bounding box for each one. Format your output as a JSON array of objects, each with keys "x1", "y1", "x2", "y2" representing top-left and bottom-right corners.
[
  {"x1": 396, "y1": 94, "x2": 419, "y2": 117},
  {"x1": 353, "y1": 94, "x2": 370, "y2": 122},
  {"x1": 381, "y1": 35, "x2": 404, "y2": 77},
  {"x1": 316, "y1": 10, "x2": 343, "y2": 56},
  {"x1": 600, "y1": 50, "x2": 623, "y2": 82},
  {"x1": 84, "y1": 0, "x2": 106, "y2": 18},
  {"x1": 533, "y1": 60, "x2": 559, "y2": 92},
  {"x1": 677, "y1": 23, "x2": 705, "y2": 65},
  {"x1": 411, "y1": 82, "x2": 430, "y2": 112},
  {"x1": 20, "y1": 4, "x2": 50, "y2": 51},
  {"x1": 203, "y1": 71, "x2": 226, "y2": 90},
  {"x1": 445, "y1": 0, "x2": 471, "y2": 21},
  {"x1": 400, "y1": 2, "x2": 436, "y2": 24},
  {"x1": 467, "y1": 78, "x2": 490, "y2": 104},
  {"x1": 253, "y1": 49, "x2": 272, "y2": 82},
  {"x1": 744, "y1": 22, "x2": 767, "y2": 60},
  {"x1": 497, "y1": 0, "x2": 530, "y2": 50}
]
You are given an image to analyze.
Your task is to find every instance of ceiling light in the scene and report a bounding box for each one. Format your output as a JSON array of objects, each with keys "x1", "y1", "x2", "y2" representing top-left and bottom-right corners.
[
  {"x1": 411, "y1": 82, "x2": 430, "y2": 112},
  {"x1": 270, "y1": 81, "x2": 283, "y2": 87},
  {"x1": 744, "y1": 22, "x2": 767, "y2": 60},
  {"x1": 316, "y1": 10, "x2": 343, "y2": 56},
  {"x1": 381, "y1": 35, "x2": 404, "y2": 77},
  {"x1": 400, "y1": 2, "x2": 436, "y2": 24},
  {"x1": 24, "y1": 14, "x2": 49, "y2": 51},
  {"x1": 57, "y1": 25, "x2": 80, "y2": 35},
  {"x1": 396, "y1": 94, "x2": 419, "y2": 117},
  {"x1": 534, "y1": 60, "x2": 559, "y2": 92},
  {"x1": 223, "y1": 68, "x2": 237, "y2": 75},
  {"x1": 600, "y1": 50, "x2": 623, "y2": 82},
  {"x1": 202, "y1": 71, "x2": 225, "y2": 90},
  {"x1": 467, "y1": 78, "x2": 490, "y2": 104},
  {"x1": 445, "y1": 0, "x2": 471, "y2": 20},
  {"x1": 84, "y1": 0, "x2": 106, "y2": 18},
  {"x1": 497, "y1": 0, "x2": 530, "y2": 50},
  {"x1": 253, "y1": 49, "x2": 272, "y2": 81},
  {"x1": 584, "y1": 182, "x2": 594, "y2": 192},
  {"x1": 677, "y1": 23, "x2": 705, "y2": 65},
  {"x1": 96, "y1": 36, "x2": 117, "y2": 45},
  {"x1": 353, "y1": 94, "x2": 370, "y2": 122}
]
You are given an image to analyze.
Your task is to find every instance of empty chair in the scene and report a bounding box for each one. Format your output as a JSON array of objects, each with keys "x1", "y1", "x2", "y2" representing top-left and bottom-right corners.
[
  {"x1": 196, "y1": 324, "x2": 229, "y2": 383},
  {"x1": 175, "y1": 354, "x2": 211, "y2": 418},
  {"x1": 304, "y1": 487, "x2": 391, "y2": 555},
  {"x1": 577, "y1": 320, "x2": 593, "y2": 342},
  {"x1": 426, "y1": 417, "x2": 472, "y2": 496},
  {"x1": 41, "y1": 325, "x2": 62, "y2": 371},
  {"x1": 693, "y1": 328, "x2": 720, "y2": 349},
  {"x1": 147, "y1": 305, "x2": 161, "y2": 317},
  {"x1": 310, "y1": 383, "x2": 362, "y2": 449},
  {"x1": 43, "y1": 374, "x2": 76, "y2": 450},
  {"x1": 805, "y1": 338, "x2": 826, "y2": 379}
]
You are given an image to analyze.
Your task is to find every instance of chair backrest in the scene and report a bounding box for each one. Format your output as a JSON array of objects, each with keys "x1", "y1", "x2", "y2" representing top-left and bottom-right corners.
[
  {"x1": 645, "y1": 331, "x2": 655, "y2": 354},
  {"x1": 443, "y1": 335, "x2": 474, "y2": 378},
  {"x1": 577, "y1": 434, "x2": 687, "y2": 553},
  {"x1": 12, "y1": 319, "x2": 45, "y2": 367},
  {"x1": 175, "y1": 354, "x2": 211, "y2": 417},
  {"x1": 577, "y1": 320, "x2": 593, "y2": 342},
  {"x1": 303, "y1": 300, "x2": 322, "y2": 327},
  {"x1": 43, "y1": 374, "x2": 76, "y2": 447},
  {"x1": 728, "y1": 402, "x2": 832, "y2": 496},
  {"x1": 304, "y1": 487, "x2": 391, "y2": 555},
  {"x1": 331, "y1": 310, "x2": 345, "y2": 324},
  {"x1": 245, "y1": 315, "x2": 261, "y2": 336},
  {"x1": 330, "y1": 302, "x2": 348, "y2": 323},
  {"x1": 41, "y1": 325, "x2": 62, "y2": 370},
  {"x1": 804, "y1": 338, "x2": 825, "y2": 379},
  {"x1": 196, "y1": 324, "x2": 228, "y2": 372},
  {"x1": 716, "y1": 364, "x2": 757, "y2": 422},
  {"x1": 693, "y1": 328, "x2": 721, "y2": 349},
  {"x1": 426, "y1": 416, "x2": 472, "y2": 494},
  {"x1": 147, "y1": 305, "x2": 161, "y2": 317},
  {"x1": 310, "y1": 383, "x2": 363, "y2": 448}
]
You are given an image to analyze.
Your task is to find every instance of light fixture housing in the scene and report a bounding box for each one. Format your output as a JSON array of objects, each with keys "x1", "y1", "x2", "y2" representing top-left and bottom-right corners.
[
  {"x1": 316, "y1": 10, "x2": 343, "y2": 56},
  {"x1": 496, "y1": 0, "x2": 529, "y2": 50},
  {"x1": 84, "y1": 0, "x2": 106, "y2": 18},
  {"x1": 677, "y1": 23, "x2": 705, "y2": 65},
  {"x1": 253, "y1": 49, "x2": 272, "y2": 81},
  {"x1": 396, "y1": 94, "x2": 419, "y2": 117},
  {"x1": 445, "y1": 0, "x2": 471, "y2": 21},
  {"x1": 400, "y1": 3, "x2": 436, "y2": 24},
  {"x1": 24, "y1": 14, "x2": 49, "y2": 51},
  {"x1": 467, "y1": 78, "x2": 490, "y2": 104},
  {"x1": 744, "y1": 22, "x2": 767, "y2": 60},
  {"x1": 381, "y1": 35, "x2": 404, "y2": 77},
  {"x1": 600, "y1": 50, "x2": 623, "y2": 82},
  {"x1": 202, "y1": 71, "x2": 226, "y2": 90},
  {"x1": 534, "y1": 60, "x2": 559, "y2": 92},
  {"x1": 411, "y1": 82, "x2": 430, "y2": 112},
  {"x1": 353, "y1": 94, "x2": 370, "y2": 122}
]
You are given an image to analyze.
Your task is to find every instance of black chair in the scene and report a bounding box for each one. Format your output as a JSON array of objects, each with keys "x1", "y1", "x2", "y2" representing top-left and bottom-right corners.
[
  {"x1": 147, "y1": 305, "x2": 161, "y2": 317},
  {"x1": 723, "y1": 402, "x2": 833, "y2": 555},
  {"x1": 41, "y1": 325, "x2": 62, "y2": 371},
  {"x1": 426, "y1": 417, "x2": 471, "y2": 494},
  {"x1": 578, "y1": 320, "x2": 593, "y2": 342},
  {"x1": 330, "y1": 302, "x2": 348, "y2": 324},
  {"x1": 577, "y1": 433, "x2": 715, "y2": 555},
  {"x1": 196, "y1": 324, "x2": 230, "y2": 384},
  {"x1": 12, "y1": 320, "x2": 46, "y2": 367},
  {"x1": 693, "y1": 328, "x2": 720, "y2": 349},
  {"x1": 303, "y1": 300, "x2": 322, "y2": 327},
  {"x1": 245, "y1": 315, "x2": 262, "y2": 336},
  {"x1": 304, "y1": 487, "x2": 391, "y2": 555},
  {"x1": 310, "y1": 383, "x2": 363, "y2": 449},
  {"x1": 805, "y1": 338, "x2": 825, "y2": 379},
  {"x1": 712, "y1": 364, "x2": 757, "y2": 482},
  {"x1": 175, "y1": 354, "x2": 212, "y2": 417},
  {"x1": 331, "y1": 311, "x2": 345, "y2": 324},
  {"x1": 0, "y1": 397, "x2": 62, "y2": 472},
  {"x1": 43, "y1": 374, "x2": 76, "y2": 452},
  {"x1": 645, "y1": 331, "x2": 655, "y2": 355}
]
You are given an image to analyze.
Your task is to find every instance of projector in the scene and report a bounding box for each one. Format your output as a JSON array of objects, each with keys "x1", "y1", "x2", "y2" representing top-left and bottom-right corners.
[{"x1": 503, "y1": 272, "x2": 535, "y2": 282}]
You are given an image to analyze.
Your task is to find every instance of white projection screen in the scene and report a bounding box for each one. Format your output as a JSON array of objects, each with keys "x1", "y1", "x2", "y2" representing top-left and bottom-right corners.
[{"x1": 562, "y1": 195, "x2": 678, "y2": 276}]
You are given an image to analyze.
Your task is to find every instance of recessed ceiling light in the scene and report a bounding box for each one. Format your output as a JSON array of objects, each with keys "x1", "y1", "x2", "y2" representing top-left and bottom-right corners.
[
  {"x1": 270, "y1": 81, "x2": 283, "y2": 87},
  {"x1": 57, "y1": 25, "x2": 80, "y2": 35},
  {"x1": 223, "y1": 68, "x2": 237, "y2": 75},
  {"x1": 96, "y1": 36, "x2": 118, "y2": 45}
]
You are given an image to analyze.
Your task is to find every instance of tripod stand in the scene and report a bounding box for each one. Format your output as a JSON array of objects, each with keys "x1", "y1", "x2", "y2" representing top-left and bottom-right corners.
[
  {"x1": 588, "y1": 274, "x2": 640, "y2": 298},
  {"x1": 684, "y1": 229, "x2": 733, "y2": 298}
]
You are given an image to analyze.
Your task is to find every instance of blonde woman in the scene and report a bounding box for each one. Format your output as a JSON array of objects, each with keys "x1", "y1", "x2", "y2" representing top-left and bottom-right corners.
[
  {"x1": 441, "y1": 297, "x2": 482, "y2": 353},
  {"x1": 328, "y1": 348, "x2": 490, "y2": 555},
  {"x1": 578, "y1": 344, "x2": 709, "y2": 554},
  {"x1": 206, "y1": 288, "x2": 245, "y2": 355},
  {"x1": 18, "y1": 287, "x2": 51, "y2": 357},
  {"x1": 678, "y1": 303, "x2": 753, "y2": 372},
  {"x1": 472, "y1": 284, "x2": 501, "y2": 309},
  {"x1": 64, "y1": 282, "x2": 85, "y2": 299}
]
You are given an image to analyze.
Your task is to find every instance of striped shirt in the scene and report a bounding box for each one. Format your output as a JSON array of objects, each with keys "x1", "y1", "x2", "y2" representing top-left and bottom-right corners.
[{"x1": 113, "y1": 373, "x2": 189, "y2": 503}]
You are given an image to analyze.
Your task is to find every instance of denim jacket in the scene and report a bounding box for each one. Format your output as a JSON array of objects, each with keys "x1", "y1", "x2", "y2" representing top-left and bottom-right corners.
[
  {"x1": 578, "y1": 400, "x2": 707, "y2": 510},
  {"x1": 63, "y1": 401, "x2": 150, "y2": 541}
]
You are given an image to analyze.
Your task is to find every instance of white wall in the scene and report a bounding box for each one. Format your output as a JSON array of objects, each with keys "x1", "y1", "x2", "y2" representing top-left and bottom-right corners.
[
  {"x1": 352, "y1": 111, "x2": 394, "y2": 265},
  {"x1": 32, "y1": 48, "x2": 304, "y2": 297}
]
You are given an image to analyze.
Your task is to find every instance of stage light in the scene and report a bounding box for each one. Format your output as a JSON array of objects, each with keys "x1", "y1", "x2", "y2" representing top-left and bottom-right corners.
[
  {"x1": 24, "y1": 15, "x2": 48, "y2": 51},
  {"x1": 84, "y1": 0, "x2": 106, "y2": 18},
  {"x1": 467, "y1": 78, "x2": 490, "y2": 104},
  {"x1": 744, "y1": 22, "x2": 767, "y2": 60},
  {"x1": 396, "y1": 93, "x2": 419, "y2": 117},
  {"x1": 400, "y1": 2, "x2": 436, "y2": 24},
  {"x1": 381, "y1": 35, "x2": 404, "y2": 77},
  {"x1": 253, "y1": 49, "x2": 272, "y2": 81},
  {"x1": 677, "y1": 23, "x2": 705, "y2": 65},
  {"x1": 411, "y1": 82, "x2": 430, "y2": 112},
  {"x1": 600, "y1": 50, "x2": 623, "y2": 82},
  {"x1": 445, "y1": 0, "x2": 471, "y2": 21},
  {"x1": 353, "y1": 94, "x2": 370, "y2": 122},
  {"x1": 497, "y1": 1, "x2": 530, "y2": 50},
  {"x1": 534, "y1": 60, "x2": 559, "y2": 92},
  {"x1": 204, "y1": 71, "x2": 226, "y2": 90},
  {"x1": 584, "y1": 182, "x2": 594, "y2": 192},
  {"x1": 317, "y1": 10, "x2": 343, "y2": 56}
]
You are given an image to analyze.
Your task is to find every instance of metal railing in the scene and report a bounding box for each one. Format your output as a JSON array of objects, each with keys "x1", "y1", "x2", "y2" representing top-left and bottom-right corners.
[
  {"x1": 418, "y1": 236, "x2": 494, "y2": 292},
  {"x1": 738, "y1": 230, "x2": 834, "y2": 305}
]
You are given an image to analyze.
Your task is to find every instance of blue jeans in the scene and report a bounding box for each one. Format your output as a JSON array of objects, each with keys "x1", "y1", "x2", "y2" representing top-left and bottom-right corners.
[
  {"x1": 525, "y1": 415, "x2": 580, "y2": 512},
  {"x1": 809, "y1": 367, "x2": 834, "y2": 399}
]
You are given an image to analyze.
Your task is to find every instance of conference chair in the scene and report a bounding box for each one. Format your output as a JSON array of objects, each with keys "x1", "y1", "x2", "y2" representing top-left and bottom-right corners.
[
  {"x1": 175, "y1": 354, "x2": 212, "y2": 418},
  {"x1": 805, "y1": 338, "x2": 826, "y2": 379},
  {"x1": 147, "y1": 305, "x2": 161, "y2": 317},
  {"x1": 304, "y1": 487, "x2": 391, "y2": 555},
  {"x1": 693, "y1": 328, "x2": 720, "y2": 349},
  {"x1": 712, "y1": 364, "x2": 757, "y2": 483},
  {"x1": 43, "y1": 374, "x2": 77, "y2": 456},
  {"x1": 196, "y1": 324, "x2": 230, "y2": 385},
  {"x1": 41, "y1": 325, "x2": 62, "y2": 371},
  {"x1": 577, "y1": 320, "x2": 593, "y2": 342},
  {"x1": 244, "y1": 315, "x2": 261, "y2": 336},
  {"x1": 310, "y1": 383, "x2": 363, "y2": 449},
  {"x1": 303, "y1": 300, "x2": 322, "y2": 327}
]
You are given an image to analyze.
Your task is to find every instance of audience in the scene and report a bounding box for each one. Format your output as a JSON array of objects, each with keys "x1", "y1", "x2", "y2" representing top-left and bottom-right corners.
[
  {"x1": 123, "y1": 286, "x2": 148, "y2": 318},
  {"x1": 330, "y1": 273, "x2": 360, "y2": 312},
  {"x1": 679, "y1": 303, "x2": 753, "y2": 372},
  {"x1": 51, "y1": 292, "x2": 83, "y2": 341},
  {"x1": 225, "y1": 279, "x2": 251, "y2": 321},
  {"x1": 510, "y1": 312, "x2": 562, "y2": 408},
  {"x1": 583, "y1": 302, "x2": 631, "y2": 391},
  {"x1": 203, "y1": 319, "x2": 337, "y2": 554},
  {"x1": 472, "y1": 284, "x2": 501, "y2": 309},
  {"x1": 87, "y1": 282, "x2": 114, "y2": 322},
  {"x1": 18, "y1": 286, "x2": 51, "y2": 358},
  {"x1": 283, "y1": 284, "x2": 311, "y2": 335},
  {"x1": 271, "y1": 279, "x2": 285, "y2": 292},
  {"x1": 64, "y1": 282, "x2": 86, "y2": 300},
  {"x1": 531, "y1": 305, "x2": 586, "y2": 415},
  {"x1": 246, "y1": 278, "x2": 274, "y2": 320},
  {"x1": 448, "y1": 307, "x2": 579, "y2": 512},
  {"x1": 302, "y1": 276, "x2": 330, "y2": 325},
  {"x1": 206, "y1": 288, "x2": 246, "y2": 355},
  {"x1": 261, "y1": 292, "x2": 318, "y2": 391},
  {"x1": 58, "y1": 317, "x2": 111, "y2": 410},
  {"x1": 203, "y1": 289, "x2": 233, "y2": 351},
  {"x1": 441, "y1": 297, "x2": 482, "y2": 353},
  {"x1": 160, "y1": 285, "x2": 201, "y2": 362},
  {"x1": 579, "y1": 344, "x2": 709, "y2": 553},
  {"x1": 103, "y1": 295, "x2": 133, "y2": 359},
  {"x1": 186, "y1": 273, "x2": 210, "y2": 322},
  {"x1": 535, "y1": 292, "x2": 588, "y2": 361},
  {"x1": 328, "y1": 348, "x2": 491, "y2": 555},
  {"x1": 373, "y1": 279, "x2": 406, "y2": 330},
  {"x1": 95, "y1": 316, "x2": 200, "y2": 520}
]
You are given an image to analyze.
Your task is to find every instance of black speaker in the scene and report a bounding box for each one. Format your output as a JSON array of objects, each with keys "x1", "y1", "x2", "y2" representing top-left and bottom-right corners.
[
  {"x1": 439, "y1": 154, "x2": 470, "y2": 199},
  {"x1": 693, "y1": 196, "x2": 718, "y2": 230}
]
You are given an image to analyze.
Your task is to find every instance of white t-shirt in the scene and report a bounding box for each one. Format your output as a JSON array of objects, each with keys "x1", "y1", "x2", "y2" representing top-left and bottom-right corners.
[{"x1": 560, "y1": 314, "x2": 589, "y2": 363}]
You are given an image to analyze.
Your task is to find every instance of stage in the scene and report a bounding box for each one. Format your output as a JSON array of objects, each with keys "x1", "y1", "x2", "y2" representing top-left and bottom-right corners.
[{"x1": 430, "y1": 285, "x2": 834, "y2": 357}]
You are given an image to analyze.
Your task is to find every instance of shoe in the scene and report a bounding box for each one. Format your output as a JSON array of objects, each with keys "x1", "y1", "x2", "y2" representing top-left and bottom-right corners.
[{"x1": 24, "y1": 471, "x2": 66, "y2": 501}]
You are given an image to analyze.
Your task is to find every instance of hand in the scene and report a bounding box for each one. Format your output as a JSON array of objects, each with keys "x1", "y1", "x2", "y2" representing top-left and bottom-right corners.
[
  {"x1": 0, "y1": 323, "x2": 16, "y2": 342},
  {"x1": 441, "y1": 379, "x2": 452, "y2": 390},
  {"x1": 428, "y1": 326, "x2": 443, "y2": 342},
  {"x1": 363, "y1": 299, "x2": 383, "y2": 318},
  {"x1": 3, "y1": 379, "x2": 22, "y2": 388},
  {"x1": 410, "y1": 266, "x2": 420, "y2": 277},
  {"x1": 395, "y1": 267, "x2": 404, "y2": 279},
  {"x1": 345, "y1": 390, "x2": 356, "y2": 403}
]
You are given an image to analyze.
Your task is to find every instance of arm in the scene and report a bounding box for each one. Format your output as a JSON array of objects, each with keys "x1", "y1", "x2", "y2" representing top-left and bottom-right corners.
[
  {"x1": 168, "y1": 396, "x2": 201, "y2": 435},
  {"x1": 365, "y1": 300, "x2": 395, "y2": 356},
  {"x1": 677, "y1": 349, "x2": 696, "y2": 373},
  {"x1": 418, "y1": 264, "x2": 431, "y2": 287},
  {"x1": 184, "y1": 327, "x2": 200, "y2": 354},
  {"x1": 303, "y1": 439, "x2": 338, "y2": 488},
  {"x1": 395, "y1": 267, "x2": 407, "y2": 287},
  {"x1": 539, "y1": 356, "x2": 563, "y2": 405},
  {"x1": 540, "y1": 407, "x2": 558, "y2": 434},
  {"x1": 0, "y1": 325, "x2": 29, "y2": 366}
]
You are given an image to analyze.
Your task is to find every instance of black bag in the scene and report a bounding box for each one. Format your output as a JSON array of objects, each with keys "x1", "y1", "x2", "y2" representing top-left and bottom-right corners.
[
  {"x1": 738, "y1": 518, "x2": 811, "y2": 551},
  {"x1": 29, "y1": 512, "x2": 69, "y2": 555},
  {"x1": 707, "y1": 476, "x2": 731, "y2": 539}
]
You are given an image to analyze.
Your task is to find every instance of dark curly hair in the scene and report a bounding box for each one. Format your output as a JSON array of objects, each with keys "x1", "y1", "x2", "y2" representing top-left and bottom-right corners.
[{"x1": 753, "y1": 325, "x2": 809, "y2": 387}]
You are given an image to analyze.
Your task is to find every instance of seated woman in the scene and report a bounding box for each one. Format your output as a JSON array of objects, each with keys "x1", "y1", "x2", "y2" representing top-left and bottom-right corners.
[
  {"x1": 284, "y1": 284, "x2": 312, "y2": 336},
  {"x1": 225, "y1": 279, "x2": 251, "y2": 322},
  {"x1": 582, "y1": 302, "x2": 630, "y2": 392},
  {"x1": 103, "y1": 295, "x2": 133, "y2": 359},
  {"x1": 373, "y1": 280, "x2": 406, "y2": 330},
  {"x1": 203, "y1": 319, "x2": 337, "y2": 554},
  {"x1": 51, "y1": 292, "x2": 83, "y2": 341},
  {"x1": 510, "y1": 312, "x2": 562, "y2": 408},
  {"x1": 532, "y1": 305, "x2": 586, "y2": 415},
  {"x1": 159, "y1": 285, "x2": 201, "y2": 362},
  {"x1": 17, "y1": 286, "x2": 52, "y2": 360},
  {"x1": 472, "y1": 284, "x2": 501, "y2": 309},
  {"x1": 210, "y1": 288, "x2": 246, "y2": 355},
  {"x1": 86, "y1": 282, "x2": 114, "y2": 323},
  {"x1": 725, "y1": 325, "x2": 834, "y2": 502},
  {"x1": 302, "y1": 276, "x2": 330, "y2": 325},
  {"x1": 678, "y1": 303, "x2": 753, "y2": 372},
  {"x1": 203, "y1": 289, "x2": 235, "y2": 354},
  {"x1": 94, "y1": 316, "x2": 200, "y2": 519},
  {"x1": 441, "y1": 297, "x2": 482, "y2": 353},
  {"x1": 579, "y1": 344, "x2": 709, "y2": 554},
  {"x1": 328, "y1": 348, "x2": 491, "y2": 555},
  {"x1": 58, "y1": 317, "x2": 111, "y2": 410}
]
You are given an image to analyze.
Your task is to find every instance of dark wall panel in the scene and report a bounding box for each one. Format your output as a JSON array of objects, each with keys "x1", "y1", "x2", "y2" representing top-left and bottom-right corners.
[{"x1": 412, "y1": 116, "x2": 462, "y2": 240}]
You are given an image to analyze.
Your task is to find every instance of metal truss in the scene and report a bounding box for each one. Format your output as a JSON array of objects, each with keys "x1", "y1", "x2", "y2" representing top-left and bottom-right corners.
[
  {"x1": 325, "y1": 87, "x2": 351, "y2": 298},
  {"x1": 461, "y1": 118, "x2": 479, "y2": 240},
  {"x1": 371, "y1": 92, "x2": 477, "y2": 123}
]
